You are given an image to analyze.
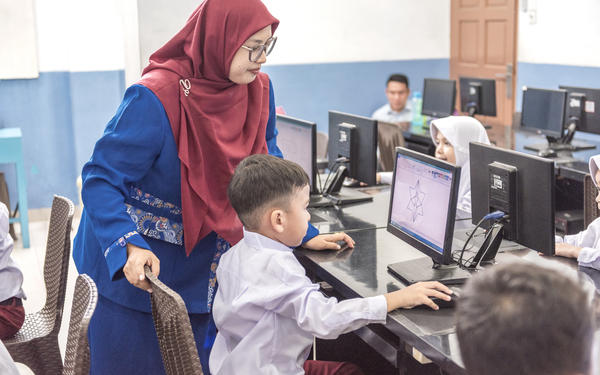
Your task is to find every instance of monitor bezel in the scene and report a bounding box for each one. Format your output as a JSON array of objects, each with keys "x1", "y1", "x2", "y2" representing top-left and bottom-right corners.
[
  {"x1": 275, "y1": 114, "x2": 318, "y2": 194},
  {"x1": 386, "y1": 147, "x2": 461, "y2": 265},
  {"x1": 519, "y1": 87, "x2": 567, "y2": 139},
  {"x1": 458, "y1": 76, "x2": 497, "y2": 117},
  {"x1": 422, "y1": 78, "x2": 457, "y2": 118}
]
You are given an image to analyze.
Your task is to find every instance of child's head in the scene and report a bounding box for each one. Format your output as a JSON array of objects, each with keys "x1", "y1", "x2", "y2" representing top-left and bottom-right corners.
[
  {"x1": 228, "y1": 154, "x2": 310, "y2": 247},
  {"x1": 456, "y1": 262, "x2": 594, "y2": 375},
  {"x1": 430, "y1": 116, "x2": 489, "y2": 167}
]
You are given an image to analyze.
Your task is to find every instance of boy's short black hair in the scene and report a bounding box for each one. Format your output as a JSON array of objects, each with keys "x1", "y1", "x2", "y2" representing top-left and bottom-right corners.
[
  {"x1": 228, "y1": 154, "x2": 309, "y2": 230},
  {"x1": 387, "y1": 74, "x2": 409, "y2": 88},
  {"x1": 456, "y1": 262, "x2": 594, "y2": 375}
]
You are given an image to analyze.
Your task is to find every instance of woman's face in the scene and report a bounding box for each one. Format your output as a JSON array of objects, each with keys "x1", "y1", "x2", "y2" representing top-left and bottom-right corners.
[
  {"x1": 228, "y1": 25, "x2": 272, "y2": 85},
  {"x1": 435, "y1": 131, "x2": 456, "y2": 164}
]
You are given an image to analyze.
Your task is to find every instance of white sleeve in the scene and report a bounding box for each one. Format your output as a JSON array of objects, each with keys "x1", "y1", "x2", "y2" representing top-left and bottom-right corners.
[
  {"x1": 578, "y1": 247, "x2": 600, "y2": 271},
  {"x1": 380, "y1": 172, "x2": 393, "y2": 185},
  {"x1": 0, "y1": 342, "x2": 19, "y2": 375}
]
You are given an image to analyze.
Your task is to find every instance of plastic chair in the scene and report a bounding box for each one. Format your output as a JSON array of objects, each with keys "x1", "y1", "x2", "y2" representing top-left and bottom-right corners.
[
  {"x1": 63, "y1": 274, "x2": 98, "y2": 375},
  {"x1": 4, "y1": 195, "x2": 75, "y2": 374},
  {"x1": 145, "y1": 265, "x2": 204, "y2": 375},
  {"x1": 584, "y1": 173, "x2": 600, "y2": 228},
  {"x1": 377, "y1": 121, "x2": 407, "y2": 171}
]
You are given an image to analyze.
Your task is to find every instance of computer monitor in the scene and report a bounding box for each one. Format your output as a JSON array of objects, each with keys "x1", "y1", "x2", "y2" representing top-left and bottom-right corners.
[
  {"x1": 470, "y1": 142, "x2": 555, "y2": 255},
  {"x1": 520, "y1": 87, "x2": 567, "y2": 139},
  {"x1": 422, "y1": 78, "x2": 457, "y2": 119},
  {"x1": 386, "y1": 147, "x2": 472, "y2": 284},
  {"x1": 459, "y1": 76, "x2": 497, "y2": 117},
  {"x1": 275, "y1": 114, "x2": 318, "y2": 193},
  {"x1": 559, "y1": 85, "x2": 600, "y2": 135}
]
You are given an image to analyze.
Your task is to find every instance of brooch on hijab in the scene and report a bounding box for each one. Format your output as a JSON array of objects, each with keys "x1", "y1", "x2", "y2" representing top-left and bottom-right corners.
[{"x1": 179, "y1": 79, "x2": 191, "y2": 96}]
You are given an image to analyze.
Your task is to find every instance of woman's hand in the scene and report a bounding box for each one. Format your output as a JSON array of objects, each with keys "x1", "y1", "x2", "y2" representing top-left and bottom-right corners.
[
  {"x1": 124, "y1": 243, "x2": 160, "y2": 293},
  {"x1": 303, "y1": 232, "x2": 355, "y2": 250}
]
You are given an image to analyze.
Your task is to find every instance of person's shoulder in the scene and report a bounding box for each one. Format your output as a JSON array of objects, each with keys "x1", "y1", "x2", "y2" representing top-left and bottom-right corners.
[{"x1": 372, "y1": 103, "x2": 390, "y2": 118}]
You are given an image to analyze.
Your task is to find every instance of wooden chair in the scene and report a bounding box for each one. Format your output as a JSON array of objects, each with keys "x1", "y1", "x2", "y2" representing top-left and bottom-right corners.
[
  {"x1": 145, "y1": 265, "x2": 204, "y2": 375},
  {"x1": 63, "y1": 274, "x2": 98, "y2": 375},
  {"x1": 377, "y1": 121, "x2": 407, "y2": 171},
  {"x1": 4, "y1": 195, "x2": 74, "y2": 374}
]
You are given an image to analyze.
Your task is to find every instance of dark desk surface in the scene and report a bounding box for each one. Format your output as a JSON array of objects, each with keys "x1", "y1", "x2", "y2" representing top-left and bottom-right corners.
[
  {"x1": 295, "y1": 227, "x2": 600, "y2": 374},
  {"x1": 309, "y1": 186, "x2": 391, "y2": 234}
]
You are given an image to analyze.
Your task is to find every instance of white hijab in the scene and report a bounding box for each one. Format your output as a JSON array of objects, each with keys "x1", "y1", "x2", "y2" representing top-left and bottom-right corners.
[
  {"x1": 430, "y1": 116, "x2": 490, "y2": 214},
  {"x1": 589, "y1": 155, "x2": 600, "y2": 186}
]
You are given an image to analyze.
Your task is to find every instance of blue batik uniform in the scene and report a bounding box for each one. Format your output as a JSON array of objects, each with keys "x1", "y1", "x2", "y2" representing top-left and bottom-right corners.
[{"x1": 73, "y1": 80, "x2": 319, "y2": 374}]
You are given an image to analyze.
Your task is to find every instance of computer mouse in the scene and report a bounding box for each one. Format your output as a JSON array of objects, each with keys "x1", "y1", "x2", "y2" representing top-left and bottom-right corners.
[
  {"x1": 336, "y1": 240, "x2": 349, "y2": 250},
  {"x1": 537, "y1": 149, "x2": 557, "y2": 158},
  {"x1": 429, "y1": 294, "x2": 457, "y2": 309}
]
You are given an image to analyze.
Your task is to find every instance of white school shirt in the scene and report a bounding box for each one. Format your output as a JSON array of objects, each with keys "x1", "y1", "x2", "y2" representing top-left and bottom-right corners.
[
  {"x1": 556, "y1": 217, "x2": 600, "y2": 270},
  {"x1": 0, "y1": 203, "x2": 25, "y2": 302},
  {"x1": 0, "y1": 341, "x2": 18, "y2": 375},
  {"x1": 372, "y1": 103, "x2": 412, "y2": 123},
  {"x1": 209, "y1": 229, "x2": 387, "y2": 375}
]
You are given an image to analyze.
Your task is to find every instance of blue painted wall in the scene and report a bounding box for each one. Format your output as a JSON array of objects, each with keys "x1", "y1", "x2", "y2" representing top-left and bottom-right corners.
[
  {"x1": 514, "y1": 62, "x2": 600, "y2": 159},
  {"x1": 263, "y1": 59, "x2": 450, "y2": 134},
  {"x1": 0, "y1": 70, "x2": 125, "y2": 210}
]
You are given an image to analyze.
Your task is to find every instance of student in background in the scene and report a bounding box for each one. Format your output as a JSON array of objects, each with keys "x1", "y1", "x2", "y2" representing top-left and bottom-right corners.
[
  {"x1": 372, "y1": 74, "x2": 412, "y2": 123},
  {"x1": 378, "y1": 116, "x2": 489, "y2": 218},
  {"x1": 210, "y1": 154, "x2": 453, "y2": 375},
  {"x1": 554, "y1": 155, "x2": 600, "y2": 269},
  {"x1": 0, "y1": 202, "x2": 25, "y2": 340},
  {"x1": 456, "y1": 262, "x2": 595, "y2": 375}
]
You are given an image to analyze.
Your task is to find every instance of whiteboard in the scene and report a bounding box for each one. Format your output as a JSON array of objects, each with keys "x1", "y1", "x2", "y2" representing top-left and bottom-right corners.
[{"x1": 0, "y1": 0, "x2": 39, "y2": 79}]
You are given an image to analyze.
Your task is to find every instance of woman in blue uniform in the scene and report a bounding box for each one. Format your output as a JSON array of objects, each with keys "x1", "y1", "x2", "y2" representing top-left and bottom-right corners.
[{"x1": 73, "y1": 0, "x2": 353, "y2": 373}]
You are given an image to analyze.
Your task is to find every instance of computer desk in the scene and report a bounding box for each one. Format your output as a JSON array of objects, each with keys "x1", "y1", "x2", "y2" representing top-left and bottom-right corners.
[{"x1": 297, "y1": 190, "x2": 600, "y2": 374}]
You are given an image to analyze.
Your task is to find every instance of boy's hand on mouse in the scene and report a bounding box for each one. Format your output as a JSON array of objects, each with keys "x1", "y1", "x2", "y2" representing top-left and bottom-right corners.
[
  {"x1": 303, "y1": 232, "x2": 355, "y2": 250},
  {"x1": 384, "y1": 281, "x2": 452, "y2": 311},
  {"x1": 124, "y1": 243, "x2": 160, "y2": 293},
  {"x1": 554, "y1": 243, "x2": 582, "y2": 259}
]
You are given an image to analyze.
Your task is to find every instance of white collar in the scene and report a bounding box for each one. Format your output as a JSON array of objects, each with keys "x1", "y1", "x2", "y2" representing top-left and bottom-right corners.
[{"x1": 243, "y1": 229, "x2": 293, "y2": 252}]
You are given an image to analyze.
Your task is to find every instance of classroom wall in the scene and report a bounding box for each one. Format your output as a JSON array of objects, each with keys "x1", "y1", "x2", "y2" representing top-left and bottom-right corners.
[
  {"x1": 514, "y1": 0, "x2": 600, "y2": 153},
  {"x1": 261, "y1": 0, "x2": 451, "y2": 133},
  {"x1": 0, "y1": 0, "x2": 127, "y2": 210}
]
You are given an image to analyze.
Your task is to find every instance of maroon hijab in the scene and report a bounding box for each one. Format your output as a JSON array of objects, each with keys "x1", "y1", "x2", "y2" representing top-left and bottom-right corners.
[{"x1": 138, "y1": 0, "x2": 279, "y2": 255}]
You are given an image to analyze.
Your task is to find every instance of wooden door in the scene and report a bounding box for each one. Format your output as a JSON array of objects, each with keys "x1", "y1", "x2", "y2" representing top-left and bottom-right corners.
[{"x1": 450, "y1": 0, "x2": 518, "y2": 128}]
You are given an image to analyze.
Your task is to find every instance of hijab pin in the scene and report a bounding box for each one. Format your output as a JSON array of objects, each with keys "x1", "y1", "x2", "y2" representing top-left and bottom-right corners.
[{"x1": 179, "y1": 79, "x2": 191, "y2": 96}]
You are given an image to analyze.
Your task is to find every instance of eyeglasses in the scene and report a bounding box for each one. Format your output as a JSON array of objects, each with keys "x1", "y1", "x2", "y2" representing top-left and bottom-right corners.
[{"x1": 240, "y1": 36, "x2": 277, "y2": 62}]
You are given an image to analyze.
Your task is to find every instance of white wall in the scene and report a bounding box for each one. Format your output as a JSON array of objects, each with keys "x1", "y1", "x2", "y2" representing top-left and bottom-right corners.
[
  {"x1": 262, "y1": 0, "x2": 450, "y2": 65},
  {"x1": 35, "y1": 0, "x2": 126, "y2": 72},
  {"x1": 518, "y1": 0, "x2": 600, "y2": 67}
]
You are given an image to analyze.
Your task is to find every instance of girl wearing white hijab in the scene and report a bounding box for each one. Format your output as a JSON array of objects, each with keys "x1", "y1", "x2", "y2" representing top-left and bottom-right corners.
[
  {"x1": 379, "y1": 116, "x2": 490, "y2": 217},
  {"x1": 554, "y1": 155, "x2": 600, "y2": 270},
  {"x1": 430, "y1": 116, "x2": 490, "y2": 216}
]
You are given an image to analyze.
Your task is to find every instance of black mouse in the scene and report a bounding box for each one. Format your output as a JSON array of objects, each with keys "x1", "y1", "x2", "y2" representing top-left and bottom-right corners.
[
  {"x1": 414, "y1": 289, "x2": 460, "y2": 309},
  {"x1": 336, "y1": 240, "x2": 349, "y2": 250}
]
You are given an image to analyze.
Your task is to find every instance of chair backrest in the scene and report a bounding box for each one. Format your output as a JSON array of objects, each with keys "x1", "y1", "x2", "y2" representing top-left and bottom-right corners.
[
  {"x1": 145, "y1": 266, "x2": 204, "y2": 375},
  {"x1": 377, "y1": 121, "x2": 407, "y2": 171},
  {"x1": 584, "y1": 173, "x2": 600, "y2": 227},
  {"x1": 316, "y1": 131, "x2": 328, "y2": 159},
  {"x1": 63, "y1": 274, "x2": 98, "y2": 375},
  {"x1": 43, "y1": 195, "x2": 75, "y2": 333}
]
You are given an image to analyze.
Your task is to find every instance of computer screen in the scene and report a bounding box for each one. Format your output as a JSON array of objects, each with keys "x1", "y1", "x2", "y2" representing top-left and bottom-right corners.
[
  {"x1": 422, "y1": 78, "x2": 457, "y2": 118},
  {"x1": 520, "y1": 87, "x2": 567, "y2": 138},
  {"x1": 327, "y1": 111, "x2": 378, "y2": 186},
  {"x1": 470, "y1": 142, "x2": 555, "y2": 255},
  {"x1": 559, "y1": 85, "x2": 600, "y2": 135},
  {"x1": 387, "y1": 147, "x2": 460, "y2": 264},
  {"x1": 459, "y1": 76, "x2": 497, "y2": 117},
  {"x1": 275, "y1": 114, "x2": 317, "y2": 193}
]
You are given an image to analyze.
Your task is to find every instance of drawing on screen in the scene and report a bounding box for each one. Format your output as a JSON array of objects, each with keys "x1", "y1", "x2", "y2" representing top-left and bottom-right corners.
[{"x1": 407, "y1": 179, "x2": 426, "y2": 222}]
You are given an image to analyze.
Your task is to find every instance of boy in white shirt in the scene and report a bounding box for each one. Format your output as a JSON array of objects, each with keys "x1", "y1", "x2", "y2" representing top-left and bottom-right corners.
[{"x1": 210, "y1": 154, "x2": 453, "y2": 375}]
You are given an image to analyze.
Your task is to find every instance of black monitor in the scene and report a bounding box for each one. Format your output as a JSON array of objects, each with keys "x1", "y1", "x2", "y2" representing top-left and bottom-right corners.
[
  {"x1": 470, "y1": 142, "x2": 555, "y2": 256},
  {"x1": 422, "y1": 78, "x2": 457, "y2": 118},
  {"x1": 386, "y1": 147, "x2": 472, "y2": 284},
  {"x1": 325, "y1": 111, "x2": 377, "y2": 204},
  {"x1": 459, "y1": 76, "x2": 497, "y2": 117},
  {"x1": 559, "y1": 85, "x2": 600, "y2": 135},
  {"x1": 275, "y1": 114, "x2": 318, "y2": 193},
  {"x1": 520, "y1": 87, "x2": 567, "y2": 139}
]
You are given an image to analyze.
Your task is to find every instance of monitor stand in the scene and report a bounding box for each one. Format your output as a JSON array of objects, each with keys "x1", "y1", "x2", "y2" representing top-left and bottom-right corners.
[
  {"x1": 524, "y1": 134, "x2": 596, "y2": 154},
  {"x1": 387, "y1": 257, "x2": 471, "y2": 285},
  {"x1": 323, "y1": 165, "x2": 372, "y2": 205}
]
